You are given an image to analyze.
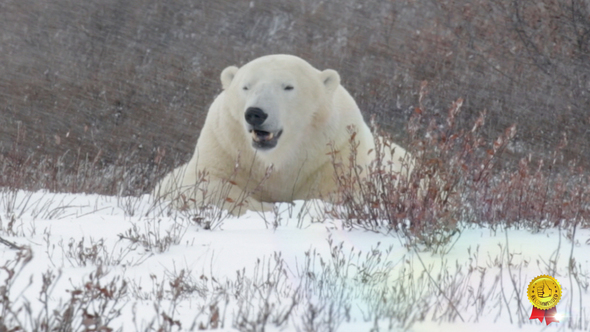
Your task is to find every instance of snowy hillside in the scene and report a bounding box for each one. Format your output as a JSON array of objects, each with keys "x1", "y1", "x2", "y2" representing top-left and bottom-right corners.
[{"x1": 1, "y1": 190, "x2": 588, "y2": 331}]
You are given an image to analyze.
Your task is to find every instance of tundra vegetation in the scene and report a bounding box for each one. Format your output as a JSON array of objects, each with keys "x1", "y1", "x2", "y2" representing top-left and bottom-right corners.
[{"x1": 1, "y1": 0, "x2": 589, "y2": 331}]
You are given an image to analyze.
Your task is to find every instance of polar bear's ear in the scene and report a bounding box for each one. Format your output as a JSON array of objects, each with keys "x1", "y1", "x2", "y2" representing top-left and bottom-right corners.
[
  {"x1": 320, "y1": 69, "x2": 340, "y2": 93},
  {"x1": 221, "y1": 66, "x2": 239, "y2": 90}
]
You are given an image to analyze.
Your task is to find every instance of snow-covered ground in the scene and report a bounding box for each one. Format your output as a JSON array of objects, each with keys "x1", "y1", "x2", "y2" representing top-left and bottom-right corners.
[{"x1": 1, "y1": 189, "x2": 589, "y2": 331}]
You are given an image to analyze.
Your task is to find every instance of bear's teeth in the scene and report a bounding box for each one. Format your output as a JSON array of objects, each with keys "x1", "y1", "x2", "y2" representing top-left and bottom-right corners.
[{"x1": 252, "y1": 130, "x2": 275, "y2": 142}]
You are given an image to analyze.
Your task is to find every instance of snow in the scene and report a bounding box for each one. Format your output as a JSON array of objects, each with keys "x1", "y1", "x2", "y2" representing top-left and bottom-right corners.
[{"x1": 1, "y1": 190, "x2": 589, "y2": 331}]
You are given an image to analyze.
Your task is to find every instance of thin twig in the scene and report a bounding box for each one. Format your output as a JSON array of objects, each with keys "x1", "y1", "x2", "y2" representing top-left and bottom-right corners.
[
  {"x1": 0, "y1": 235, "x2": 24, "y2": 250},
  {"x1": 410, "y1": 243, "x2": 465, "y2": 322}
]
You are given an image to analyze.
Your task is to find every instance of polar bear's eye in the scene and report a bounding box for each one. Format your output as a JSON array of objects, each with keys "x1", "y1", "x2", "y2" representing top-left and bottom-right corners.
[
  {"x1": 243, "y1": 86, "x2": 249, "y2": 91},
  {"x1": 284, "y1": 85, "x2": 294, "y2": 91}
]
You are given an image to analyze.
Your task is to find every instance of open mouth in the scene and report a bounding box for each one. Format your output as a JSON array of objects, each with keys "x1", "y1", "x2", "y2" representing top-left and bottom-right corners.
[{"x1": 249, "y1": 129, "x2": 283, "y2": 150}]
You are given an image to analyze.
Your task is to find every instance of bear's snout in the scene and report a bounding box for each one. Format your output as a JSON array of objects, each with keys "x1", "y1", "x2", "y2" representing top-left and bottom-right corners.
[
  {"x1": 245, "y1": 107, "x2": 268, "y2": 127},
  {"x1": 244, "y1": 106, "x2": 282, "y2": 150}
]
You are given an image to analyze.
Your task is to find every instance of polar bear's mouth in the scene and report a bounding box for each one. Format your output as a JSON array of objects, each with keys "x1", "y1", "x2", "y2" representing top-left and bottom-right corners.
[{"x1": 249, "y1": 129, "x2": 283, "y2": 150}]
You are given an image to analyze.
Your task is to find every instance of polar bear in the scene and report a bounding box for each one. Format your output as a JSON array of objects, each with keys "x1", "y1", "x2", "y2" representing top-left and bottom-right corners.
[{"x1": 153, "y1": 54, "x2": 411, "y2": 215}]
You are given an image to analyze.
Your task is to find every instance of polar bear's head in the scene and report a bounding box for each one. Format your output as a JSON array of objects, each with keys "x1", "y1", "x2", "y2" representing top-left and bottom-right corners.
[{"x1": 220, "y1": 54, "x2": 340, "y2": 162}]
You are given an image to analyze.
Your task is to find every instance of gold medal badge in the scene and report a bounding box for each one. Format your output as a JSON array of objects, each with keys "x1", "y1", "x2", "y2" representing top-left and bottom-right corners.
[{"x1": 527, "y1": 275, "x2": 561, "y2": 325}]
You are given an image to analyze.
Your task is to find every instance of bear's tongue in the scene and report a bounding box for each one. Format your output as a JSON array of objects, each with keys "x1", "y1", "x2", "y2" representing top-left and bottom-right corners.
[{"x1": 251, "y1": 130, "x2": 274, "y2": 142}]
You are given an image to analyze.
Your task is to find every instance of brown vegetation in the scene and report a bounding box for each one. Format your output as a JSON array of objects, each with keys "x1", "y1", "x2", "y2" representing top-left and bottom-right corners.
[{"x1": 1, "y1": 0, "x2": 589, "y2": 196}]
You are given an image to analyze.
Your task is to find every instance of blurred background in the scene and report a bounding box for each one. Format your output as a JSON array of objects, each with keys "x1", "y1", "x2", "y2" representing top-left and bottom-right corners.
[{"x1": 1, "y1": 0, "x2": 589, "y2": 193}]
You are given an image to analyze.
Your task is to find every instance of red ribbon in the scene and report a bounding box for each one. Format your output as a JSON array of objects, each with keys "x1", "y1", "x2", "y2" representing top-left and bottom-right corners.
[{"x1": 530, "y1": 307, "x2": 559, "y2": 325}]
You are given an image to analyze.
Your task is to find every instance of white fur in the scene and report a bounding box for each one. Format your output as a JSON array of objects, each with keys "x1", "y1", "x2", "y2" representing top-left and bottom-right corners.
[{"x1": 153, "y1": 55, "x2": 411, "y2": 215}]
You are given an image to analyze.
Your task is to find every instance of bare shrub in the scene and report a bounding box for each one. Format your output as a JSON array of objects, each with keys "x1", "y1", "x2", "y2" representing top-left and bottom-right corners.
[
  {"x1": 59, "y1": 237, "x2": 151, "y2": 267},
  {"x1": 1, "y1": 247, "x2": 127, "y2": 331},
  {"x1": 329, "y1": 89, "x2": 590, "y2": 249},
  {"x1": 118, "y1": 216, "x2": 190, "y2": 253}
]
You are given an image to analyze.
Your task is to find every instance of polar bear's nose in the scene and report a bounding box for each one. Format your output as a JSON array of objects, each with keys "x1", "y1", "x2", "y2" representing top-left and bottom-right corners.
[{"x1": 245, "y1": 107, "x2": 268, "y2": 126}]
